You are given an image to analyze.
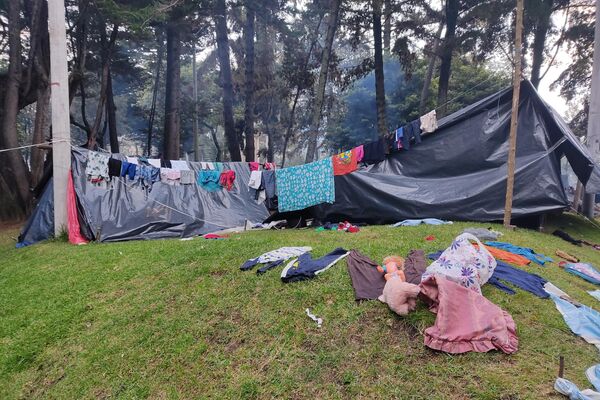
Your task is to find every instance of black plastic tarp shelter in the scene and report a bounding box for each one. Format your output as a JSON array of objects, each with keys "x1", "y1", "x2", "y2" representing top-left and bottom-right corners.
[
  {"x1": 310, "y1": 81, "x2": 600, "y2": 223},
  {"x1": 17, "y1": 81, "x2": 600, "y2": 246}
]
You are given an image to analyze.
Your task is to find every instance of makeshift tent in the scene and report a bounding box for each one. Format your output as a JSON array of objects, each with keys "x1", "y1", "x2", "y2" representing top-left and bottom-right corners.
[
  {"x1": 17, "y1": 81, "x2": 600, "y2": 246},
  {"x1": 308, "y1": 80, "x2": 600, "y2": 223}
]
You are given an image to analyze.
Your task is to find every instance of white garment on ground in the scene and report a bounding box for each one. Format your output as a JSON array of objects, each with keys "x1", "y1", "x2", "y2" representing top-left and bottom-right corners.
[
  {"x1": 171, "y1": 160, "x2": 190, "y2": 171},
  {"x1": 420, "y1": 110, "x2": 438, "y2": 133},
  {"x1": 555, "y1": 377, "x2": 600, "y2": 400},
  {"x1": 126, "y1": 156, "x2": 139, "y2": 165},
  {"x1": 148, "y1": 158, "x2": 161, "y2": 168},
  {"x1": 248, "y1": 170, "x2": 262, "y2": 189},
  {"x1": 256, "y1": 247, "x2": 312, "y2": 264},
  {"x1": 544, "y1": 282, "x2": 570, "y2": 299}
]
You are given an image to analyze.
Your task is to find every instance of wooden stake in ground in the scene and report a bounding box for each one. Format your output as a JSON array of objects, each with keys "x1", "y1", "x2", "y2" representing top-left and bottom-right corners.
[
  {"x1": 48, "y1": 0, "x2": 71, "y2": 235},
  {"x1": 503, "y1": 0, "x2": 524, "y2": 228}
]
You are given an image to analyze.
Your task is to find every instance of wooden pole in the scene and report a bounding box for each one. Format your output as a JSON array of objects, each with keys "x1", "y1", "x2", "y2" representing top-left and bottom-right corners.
[
  {"x1": 503, "y1": 0, "x2": 524, "y2": 228},
  {"x1": 48, "y1": 0, "x2": 71, "y2": 236},
  {"x1": 582, "y1": 0, "x2": 600, "y2": 218}
]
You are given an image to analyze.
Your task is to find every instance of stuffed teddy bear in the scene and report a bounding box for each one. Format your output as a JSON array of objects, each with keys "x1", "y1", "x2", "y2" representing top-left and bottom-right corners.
[
  {"x1": 378, "y1": 278, "x2": 421, "y2": 316},
  {"x1": 377, "y1": 255, "x2": 406, "y2": 281}
]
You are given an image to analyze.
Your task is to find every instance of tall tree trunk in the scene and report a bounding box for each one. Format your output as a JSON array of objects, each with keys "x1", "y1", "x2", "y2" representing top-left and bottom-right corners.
[
  {"x1": 214, "y1": 0, "x2": 242, "y2": 161},
  {"x1": 106, "y1": 67, "x2": 119, "y2": 153},
  {"x1": 419, "y1": 23, "x2": 443, "y2": 115},
  {"x1": 437, "y1": 0, "x2": 459, "y2": 117},
  {"x1": 30, "y1": 86, "x2": 50, "y2": 188},
  {"x1": 192, "y1": 41, "x2": 199, "y2": 161},
  {"x1": 530, "y1": 0, "x2": 553, "y2": 89},
  {"x1": 281, "y1": 14, "x2": 324, "y2": 167},
  {"x1": 243, "y1": 3, "x2": 256, "y2": 161},
  {"x1": 373, "y1": 0, "x2": 388, "y2": 136},
  {"x1": 87, "y1": 23, "x2": 118, "y2": 148},
  {"x1": 1, "y1": 0, "x2": 32, "y2": 210},
  {"x1": 147, "y1": 40, "x2": 163, "y2": 156},
  {"x1": 383, "y1": 0, "x2": 392, "y2": 56},
  {"x1": 305, "y1": 0, "x2": 341, "y2": 163},
  {"x1": 163, "y1": 20, "x2": 181, "y2": 159}
]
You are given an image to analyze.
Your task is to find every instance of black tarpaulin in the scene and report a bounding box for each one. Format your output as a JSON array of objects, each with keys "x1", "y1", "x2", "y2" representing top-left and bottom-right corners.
[{"x1": 311, "y1": 81, "x2": 597, "y2": 223}]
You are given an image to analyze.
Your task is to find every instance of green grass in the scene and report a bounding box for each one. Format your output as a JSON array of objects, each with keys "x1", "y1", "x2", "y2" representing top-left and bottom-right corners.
[{"x1": 1, "y1": 213, "x2": 600, "y2": 399}]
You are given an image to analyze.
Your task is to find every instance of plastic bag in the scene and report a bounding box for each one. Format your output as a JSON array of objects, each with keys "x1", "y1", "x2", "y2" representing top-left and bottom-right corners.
[{"x1": 422, "y1": 233, "x2": 496, "y2": 293}]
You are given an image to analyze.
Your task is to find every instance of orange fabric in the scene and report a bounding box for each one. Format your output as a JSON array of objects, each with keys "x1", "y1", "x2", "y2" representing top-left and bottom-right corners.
[
  {"x1": 474, "y1": 243, "x2": 530, "y2": 266},
  {"x1": 333, "y1": 148, "x2": 358, "y2": 176}
]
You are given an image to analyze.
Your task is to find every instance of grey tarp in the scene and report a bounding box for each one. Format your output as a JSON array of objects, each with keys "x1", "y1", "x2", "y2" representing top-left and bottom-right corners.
[
  {"x1": 310, "y1": 81, "x2": 598, "y2": 223},
  {"x1": 70, "y1": 148, "x2": 270, "y2": 242}
]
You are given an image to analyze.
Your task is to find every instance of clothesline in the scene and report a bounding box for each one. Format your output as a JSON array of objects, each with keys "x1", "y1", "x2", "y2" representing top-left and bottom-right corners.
[
  {"x1": 0, "y1": 139, "x2": 69, "y2": 154},
  {"x1": 61, "y1": 148, "x2": 239, "y2": 230}
]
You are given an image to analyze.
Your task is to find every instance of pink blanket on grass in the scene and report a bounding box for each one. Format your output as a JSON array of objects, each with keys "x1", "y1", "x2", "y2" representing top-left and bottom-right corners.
[{"x1": 419, "y1": 275, "x2": 518, "y2": 354}]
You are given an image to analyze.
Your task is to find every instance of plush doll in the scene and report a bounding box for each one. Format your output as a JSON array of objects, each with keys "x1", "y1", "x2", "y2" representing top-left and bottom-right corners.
[
  {"x1": 377, "y1": 255, "x2": 406, "y2": 281},
  {"x1": 378, "y1": 278, "x2": 421, "y2": 316}
]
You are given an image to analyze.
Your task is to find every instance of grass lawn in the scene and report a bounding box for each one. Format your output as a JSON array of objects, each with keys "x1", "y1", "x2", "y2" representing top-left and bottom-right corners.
[{"x1": 1, "y1": 213, "x2": 600, "y2": 399}]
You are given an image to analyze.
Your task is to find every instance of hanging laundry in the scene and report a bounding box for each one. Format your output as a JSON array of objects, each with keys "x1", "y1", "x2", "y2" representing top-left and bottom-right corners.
[
  {"x1": 240, "y1": 247, "x2": 312, "y2": 272},
  {"x1": 401, "y1": 120, "x2": 422, "y2": 149},
  {"x1": 346, "y1": 249, "x2": 386, "y2": 301},
  {"x1": 120, "y1": 161, "x2": 137, "y2": 180},
  {"x1": 547, "y1": 292, "x2": 600, "y2": 351},
  {"x1": 261, "y1": 170, "x2": 278, "y2": 211},
  {"x1": 126, "y1": 156, "x2": 139, "y2": 165},
  {"x1": 179, "y1": 170, "x2": 195, "y2": 184},
  {"x1": 170, "y1": 160, "x2": 190, "y2": 171},
  {"x1": 562, "y1": 262, "x2": 600, "y2": 285},
  {"x1": 136, "y1": 165, "x2": 160, "y2": 191},
  {"x1": 281, "y1": 248, "x2": 348, "y2": 283},
  {"x1": 553, "y1": 229, "x2": 583, "y2": 246},
  {"x1": 107, "y1": 158, "x2": 122, "y2": 178},
  {"x1": 394, "y1": 127, "x2": 404, "y2": 150},
  {"x1": 248, "y1": 170, "x2": 262, "y2": 189},
  {"x1": 200, "y1": 162, "x2": 215, "y2": 170},
  {"x1": 161, "y1": 159, "x2": 172, "y2": 168},
  {"x1": 462, "y1": 227, "x2": 502, "y2": 241},
  {"x1": 197, "y1": 169, "x2": 222, "y2": 192},
  {"x1": 404, "y1": 249, "x2": 428, "y2": 285},
  {"x1": 275, "y1": 158, "x2": 335, "y2": 213},
  {"x1": 67, "y1": 171, "x2": 88, "y2": 245},
  {"x1": 147, "y1": 158, "x2": 161, "y2": 168},
  {"x1": 264, "y1": 162, "x2": 276, "y2": 170},
  {"x1": 249, "y1": 161, "x2": 260, "y2": 171},
  {"x1": 391, "y1": 218, "x2": 452, "y2": 227},
  {"x1": 332, "y1": 148, "x2": 358, "y2": 176},
  {"x1": 428, "y1": 251, "x2": 548, "y2": 298},
  {"x1": 160, "y1": 168, "x2": 181, "y2": 185},
  {"x1": 554, "y1": 377, "x2": 600, "y2": 400},
  {"x1": 485, "y1": 241, "x2": 553, "y2": 265},
  {"x1": 85, "y1": 151, "x2": 110, "y2": 183},
  {"x1": 354, "y1": 145, "x2": 364, "y2": 163},
  {"x1": 361, "y1": 137, "x2": 387, "y2": 164},
  {"x1": 219, "y1": 170, "x2": 236, "y2": 191},
  {"x1": 248, "y1": 170, "x2": 265, "y2": 204},
  {"x1": 419, "y1": 275, "x2": 518, "y2": 354},
  {"x1": 420, "y1": 110, "x2": 438, "y2": 133}
]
